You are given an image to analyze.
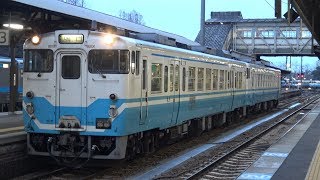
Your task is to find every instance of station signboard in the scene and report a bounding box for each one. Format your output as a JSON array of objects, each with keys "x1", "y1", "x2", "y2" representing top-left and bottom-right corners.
[{"x1": 0, "y1": 29, "x2": 9, "y2": 46}]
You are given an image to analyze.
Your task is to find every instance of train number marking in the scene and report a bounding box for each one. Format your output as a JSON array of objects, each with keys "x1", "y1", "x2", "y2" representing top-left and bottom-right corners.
[
  {"x1": 85, "y1": 44, "x2": 95, "y2": 48},
  {"x1": 0, "y1": 29, "x2": 9, "y2": 46}
]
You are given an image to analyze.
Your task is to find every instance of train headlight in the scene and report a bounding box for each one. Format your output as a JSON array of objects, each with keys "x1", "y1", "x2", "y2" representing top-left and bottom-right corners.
[
  {"x1": 96, "y1": 120, "x2": 104, "y2": 128},
  {"x1": 26, "y1": 91, "x2": 34, "y2": 99},
  {"x1": 26, "y1": 103, "x2": 34, "y2": 114},
  {"x1": 104, "y1": 35, "x2": 114, "y2": 45},
  {"x1": 31, "y1": 35, "x2": 40, "y2": 45},
  {"x1": 103, "y1": 120, "x2": 111, "y2": 128},
  {"x1": 108, "y1": 105, "x2": 118, "y2": 118},
  {"x1": 96, "y1": 118, "x2": 112, "y2": 129}
]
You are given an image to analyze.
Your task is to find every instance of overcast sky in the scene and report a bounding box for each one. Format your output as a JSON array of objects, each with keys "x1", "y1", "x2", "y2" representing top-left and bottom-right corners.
[{"x1": 86, "y1": 0, "x2": 318, "y2": 72}]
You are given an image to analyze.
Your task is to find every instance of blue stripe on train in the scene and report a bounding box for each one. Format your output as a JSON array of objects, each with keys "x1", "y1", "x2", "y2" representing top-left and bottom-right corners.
[
  {"x1": 23, "y1": 89, "x2": 279, "y2": 136},
  {"x1": 0, "y1": 87, "x2": 23, "y2": 93}
]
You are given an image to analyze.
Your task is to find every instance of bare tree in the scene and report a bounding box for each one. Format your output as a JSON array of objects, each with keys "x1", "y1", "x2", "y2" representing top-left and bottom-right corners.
[
  {"x1": 119, "y1": 10, "x2": 145, "y2": 25},
  {"x1": 58, "y1": 0, "x2": 85, "y2": 7}
]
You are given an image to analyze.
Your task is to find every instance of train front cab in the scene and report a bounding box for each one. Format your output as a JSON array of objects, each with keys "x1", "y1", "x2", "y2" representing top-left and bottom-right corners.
[{"x1": 24, "y1": 31, "x2": 135, "y2": 160}]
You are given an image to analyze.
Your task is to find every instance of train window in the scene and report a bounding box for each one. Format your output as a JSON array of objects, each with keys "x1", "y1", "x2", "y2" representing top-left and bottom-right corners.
[
  {"x1": 198, "y1": 68, "x2": 204, "y2": 91},
  {"x1": 252, "y1": 74, "x2": 254, "y2": 87},
  {"x1": 175, "y1": 65, "x2": 179, "y2": 91},
  {"x1": 212, "y1": 69, "x2": 218, "y2": 90},
  {"x1": 227, "y1": 71, "x2": 230, "y2": 89},
  {"x1": 206, "y1": 68, "x2": 212, "y2": 90},
  {"x1": 225, "y1": 71, "x2": 228, "y2": 89},
  {"x1": 61, "y1": 56, "x2": 80, "y2": 79},
  {"x1": 120, "y1": 51, "x2": 130, "y2": 73},
  {"x1": 136, "y1": 51, "x2": 140, "y2": 75},
  {"x1": 246, "y1": 68, "x2": 250, "y2": 79},
  {"x1": 151, "y1": 63, "x2": 162, "y2": 93},
  {"x1": 188, "y1": 67, "x2": 196, "y2": 91},
  {"x1": 219, "y1": 70, "x2": 224, "y2": 90},
  {"x1": 182, "y1": 67, "x2": 186, "y2": 91},
  {"x1": 164, "y1": 66, "x2": 168, "y2": 92},
  {"x1": 231, "y1": 71, "x2": 234, "y2": 89},
  {"x1": 235, "y1": 72, "x2": 238, "y2": 89},
  {"x1": 88, "y1": 50, "x2": 129, "y2": 74},
  {"x1": 131, "y1": 51, "x2": 136, "y2": 74},
  {"x1": 142, "y1": 60, "x2": 147, "y2": 90},
  {"x1": 24, "y1": 49, "x2": 53, "y2": 72},
  {"x1": 239, "y1": 72, "x2": 242, "y2": 88},
  {"x1": 170, "y1": 65, "x2": 174, "y2": 92}
]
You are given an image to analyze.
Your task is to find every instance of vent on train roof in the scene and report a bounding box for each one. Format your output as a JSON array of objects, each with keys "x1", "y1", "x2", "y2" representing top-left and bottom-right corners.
[
  {"x1": 190, "y1": 46, "x2": 217, "y2": 55},
  {"x1": 132, "y1": 33, "x2": 177, "y2": 47}
]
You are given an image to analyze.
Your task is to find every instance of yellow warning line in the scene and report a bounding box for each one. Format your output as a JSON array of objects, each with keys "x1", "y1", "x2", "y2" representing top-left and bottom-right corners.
[
  {"x1": 306, "y1": 141, "x2": 320, "y2": 180},
  {"x1": 0, "y1": 126, "x2": 24, "y2": 133}
]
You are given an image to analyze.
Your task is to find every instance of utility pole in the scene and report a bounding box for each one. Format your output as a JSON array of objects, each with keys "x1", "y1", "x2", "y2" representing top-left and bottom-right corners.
[
  {"x1": 9, "y1": 34, "x2": 18, "y2": 114},
  {"x1": 275, "y1": 0, "x2": 282, "y2": 18},
  {"x1": 200, "y1": 0, "x2": 205, "y2": 46}
]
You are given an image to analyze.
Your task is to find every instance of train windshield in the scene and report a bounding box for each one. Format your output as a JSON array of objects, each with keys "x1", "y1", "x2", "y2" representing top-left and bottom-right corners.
[
  {"x1": 24, "y1": 50, "x2": 54, "y2": 72},
  {"x1": 88, "y1": 50, "x2": 129, "y2": 74}
]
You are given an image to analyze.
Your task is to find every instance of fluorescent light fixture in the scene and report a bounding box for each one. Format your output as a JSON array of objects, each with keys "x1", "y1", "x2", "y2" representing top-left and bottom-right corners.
[{"x1": 3, "y1": 23, "x2": 23, "y2": 30}]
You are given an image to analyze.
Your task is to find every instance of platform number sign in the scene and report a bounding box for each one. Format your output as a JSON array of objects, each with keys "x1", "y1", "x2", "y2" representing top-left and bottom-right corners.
[{"x1": 0, "y1": 29, "x2": 9, "y2": 46}]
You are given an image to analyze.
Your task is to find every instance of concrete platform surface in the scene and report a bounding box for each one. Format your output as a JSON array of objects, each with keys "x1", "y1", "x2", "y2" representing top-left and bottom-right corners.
[{"x1": 238, "y1": 102, "x2": 320, "y2": 180}]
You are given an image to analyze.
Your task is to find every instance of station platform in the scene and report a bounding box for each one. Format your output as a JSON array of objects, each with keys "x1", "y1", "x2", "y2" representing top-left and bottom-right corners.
[
  {"x1": 238, "y1": 100, "x2": 320, "y2": 180},
  {"x1": 0, "y1": 112, "x2": 23, "y2": 135}
]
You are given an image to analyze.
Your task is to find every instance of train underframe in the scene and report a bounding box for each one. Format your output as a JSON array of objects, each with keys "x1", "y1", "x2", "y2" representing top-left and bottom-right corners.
[{"x1": 27, "y1": 100, "x2": 278, "y2": 165}]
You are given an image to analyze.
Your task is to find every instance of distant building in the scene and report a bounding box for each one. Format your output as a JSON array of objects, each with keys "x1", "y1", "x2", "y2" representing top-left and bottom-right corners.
[
  {"x1": 196, "y1": 11, "x2": 316, "y2": 57},
  {"x1": 195, "y1": 11, "x2": 243, "y2": 50}
]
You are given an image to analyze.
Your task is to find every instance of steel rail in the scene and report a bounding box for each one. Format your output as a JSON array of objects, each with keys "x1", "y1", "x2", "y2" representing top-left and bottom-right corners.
[{"x1": 184, "y1": 95, "x2": 320, "y2": 179}]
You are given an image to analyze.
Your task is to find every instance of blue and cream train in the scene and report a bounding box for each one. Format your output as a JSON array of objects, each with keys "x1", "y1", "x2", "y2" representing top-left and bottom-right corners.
[
  {"x1": 23, "y1": 30, "x2": 281, "y2": 161},
  {"x1": 0, "y1": 56, "x2": 23, "y2": 112}
]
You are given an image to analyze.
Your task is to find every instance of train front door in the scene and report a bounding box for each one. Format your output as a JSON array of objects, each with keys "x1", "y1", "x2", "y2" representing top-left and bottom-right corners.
[
  {"x1": 56, "y1": 52, "x2": 86, "y2": 130},
  {"x1": 169, "y1": 60, "x2": 180, "y2": 125}
]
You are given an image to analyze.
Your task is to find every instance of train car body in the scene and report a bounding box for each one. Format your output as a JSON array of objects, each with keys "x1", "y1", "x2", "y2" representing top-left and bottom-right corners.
[
  {"x1": 0, "y1": 56, "x2": 23, "y2": 112},
  {"x1": 23, "y1": 30, "x2": 281, "y2": 161}
]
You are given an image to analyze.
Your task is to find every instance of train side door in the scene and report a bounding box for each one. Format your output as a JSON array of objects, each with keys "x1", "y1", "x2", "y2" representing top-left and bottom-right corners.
[
  {"x1": 56, "y1": 52, "x2": 86, "y2": 129},
  {"x1": 231, "y1": 68, "x2": 235, "y2": 109},
  {"x1": 169, "y1": 60, "x2": 180, "y2": 125},
  {"x1": 140, "y1": 58, "x2": 148, "y2": 125}
]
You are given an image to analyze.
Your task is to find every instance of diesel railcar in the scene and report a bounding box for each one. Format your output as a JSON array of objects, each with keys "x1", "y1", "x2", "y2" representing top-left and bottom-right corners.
[{"x1": 23, "y1": 30, "x2": 281, "y2": 163}]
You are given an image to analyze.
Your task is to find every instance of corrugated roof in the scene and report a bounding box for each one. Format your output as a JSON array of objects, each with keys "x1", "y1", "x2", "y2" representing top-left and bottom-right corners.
[
  {"x1": 195, "y1": 24, "x2": 232, "y2": 50},
  {"x1": 13, "y1": 0, "x2": 199, "y2": 46}
]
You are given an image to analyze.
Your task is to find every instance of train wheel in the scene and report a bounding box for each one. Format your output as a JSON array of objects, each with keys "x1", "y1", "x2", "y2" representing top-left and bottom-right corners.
[
  {"x1": 143, "y1": 131, "x2": 155, "y2": 153},
  {"x1": 126, "y1": 135, "x2": 137, "y2": 160}
]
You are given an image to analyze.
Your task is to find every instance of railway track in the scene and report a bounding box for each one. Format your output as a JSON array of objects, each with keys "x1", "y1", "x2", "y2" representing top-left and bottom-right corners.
[
  {"x1": 12, "y1": 91, "x2": 315, "y2": 179},
  {"x1": 153, "y1": 93, "x2": 319, "y2": 179}
]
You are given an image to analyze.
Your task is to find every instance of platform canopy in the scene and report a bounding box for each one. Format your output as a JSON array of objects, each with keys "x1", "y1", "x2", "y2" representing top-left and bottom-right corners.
[
  {"x1": 292, "y1": 0, "x2": 320, "y2": 44},
  {"x1": 0, "y1": 0, "x2": 199, "y2": 46}
]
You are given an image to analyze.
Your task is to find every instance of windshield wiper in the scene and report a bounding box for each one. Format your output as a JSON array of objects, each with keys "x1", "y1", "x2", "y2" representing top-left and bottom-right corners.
[
  {"x1": 90, "y1": 59, "x2": 106, "y2": 78},
  {"x1": 37, "y1": 69, "x2": 42, "y2": 77},
  {"x1": 96, "y1": 67, "x2": 106, "y2": 78}
]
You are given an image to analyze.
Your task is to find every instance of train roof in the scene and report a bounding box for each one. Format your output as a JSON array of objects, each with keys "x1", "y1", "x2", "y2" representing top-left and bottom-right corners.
[{"x1": 116, "y1": 33, "x2": 247, "y2": 66}]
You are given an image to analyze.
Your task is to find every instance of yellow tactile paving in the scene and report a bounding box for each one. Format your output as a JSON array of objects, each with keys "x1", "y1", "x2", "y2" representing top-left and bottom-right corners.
[
  {"x1": 0, "y1": 126, "x2": 24, "y2": 133},
  {"x1": 305, "y1": 141, "x2": 320, "y2": 180}
]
